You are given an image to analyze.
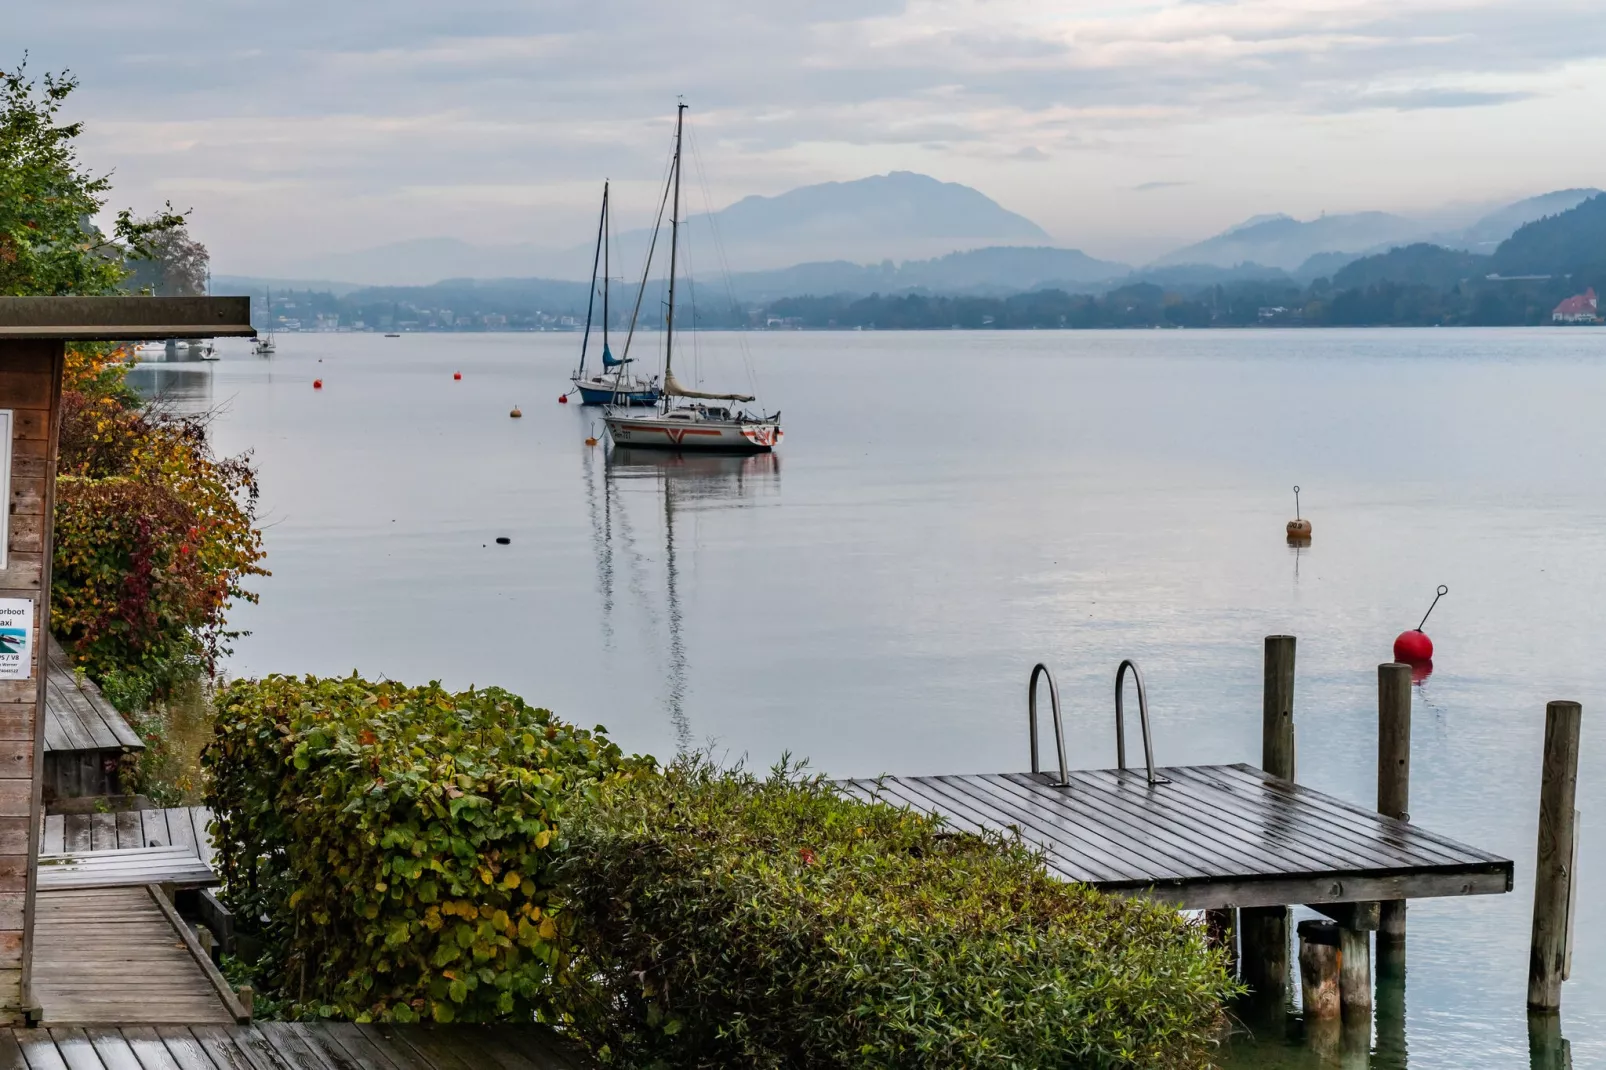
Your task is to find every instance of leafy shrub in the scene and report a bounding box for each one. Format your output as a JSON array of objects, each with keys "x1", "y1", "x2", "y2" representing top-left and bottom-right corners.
[
  {"x1": 204, "y1": 673, "x2": 643, "y2": 1023},
  {"x1": 53, "y1": 383, "x2": 267, "y2": 696},
  {"x1": 556, "y1": 758, "x2": 1236, "y2": 1069}
]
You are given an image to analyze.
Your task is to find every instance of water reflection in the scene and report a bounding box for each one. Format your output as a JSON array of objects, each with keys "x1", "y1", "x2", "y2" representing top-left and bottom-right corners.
[
  {"x1": 125, "y1": 361, "x2": 214, "y2": 407},
  {"x1": 594, "y1": 447, "x2": 782, "y2": 750}
]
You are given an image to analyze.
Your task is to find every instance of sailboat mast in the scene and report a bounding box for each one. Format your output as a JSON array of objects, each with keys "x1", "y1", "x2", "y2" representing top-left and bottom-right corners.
[
  {"x1": 663, "y1": 103, "x2": 686, "y2": 400},
  {"x1": 578, "y1": 183, "x2": 607, "y2": 377},
  {"x1": 602, "y1": 180, "x2": 610, "y2": 351}
]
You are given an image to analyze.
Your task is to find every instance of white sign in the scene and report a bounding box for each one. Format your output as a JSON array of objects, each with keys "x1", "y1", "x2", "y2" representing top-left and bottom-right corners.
[{"x1": 0, "y1": 599, "x2": 33, "y2": 680}]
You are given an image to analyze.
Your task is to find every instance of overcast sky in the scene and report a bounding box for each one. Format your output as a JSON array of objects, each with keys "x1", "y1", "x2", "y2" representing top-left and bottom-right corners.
[{"x1": 12, "y1": 0, "x2": 1606, "y2": 271}]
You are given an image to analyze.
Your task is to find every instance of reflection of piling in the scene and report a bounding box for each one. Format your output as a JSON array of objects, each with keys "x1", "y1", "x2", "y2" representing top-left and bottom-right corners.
[
  {"x1": 1241, "y1": 636, "x2": 1296, "y2": 1016},
  {"x1": 1528, "y1": 1011, "x2": 1574, "y2": 1070},
  {"x1": 1378, "y1": 663, "x2": 1412, "y2": 945},
  {"x1": 1375, "y1": 939, "x2": 1407, "y2": 1066},
  {"x1": 1528, "y1": 700, "x2": 1582, "y2": 1013}
]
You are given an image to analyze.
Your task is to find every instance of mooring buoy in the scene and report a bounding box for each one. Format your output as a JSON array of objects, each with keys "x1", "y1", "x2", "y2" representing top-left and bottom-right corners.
[
  {"x1": 1286, "y1": 485, "x2": 1311, "y2": 540},
  {"x1": 454, "y1": 372, "x2": 462, "y2": 380},
  {"x1": 313, "y1": 379, "x2": 323, "y2": 389},
  {"x1": 559, "y1": 394, "x2": 569, "y2": 404},
  {"x1": 1393, "y1": 585, "x2": 1447, "y2": 663},
  {"x1": 510, "y1": 406, "x2": 522, "y2": 418}
]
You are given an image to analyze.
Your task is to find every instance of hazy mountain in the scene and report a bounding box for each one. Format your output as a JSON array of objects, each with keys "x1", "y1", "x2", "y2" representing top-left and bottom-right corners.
[
  {"x1": 1330, "y1": 244, "x2": 1491, "y2": 290},
  {"x1": 1439, "y1": 189, "x2": 1602, "y2": 252},
  {"x1": 1493, "y1": 193, "x2": 1606, "y2": 276},
  {"x1": 724, "y1": 245, "x2": 1127, "y2": 301},
  {"x1": 1153, "y1": 212, "x2": 1424, "y2": 271},
  {"x1": 251, "y1": 172, "x2": 1055, "y2": 286}
]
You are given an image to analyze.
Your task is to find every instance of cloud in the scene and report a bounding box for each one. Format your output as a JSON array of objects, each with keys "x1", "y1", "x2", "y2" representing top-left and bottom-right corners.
[{"x1": 9, "y1": 0, "x2": 1606, "y2": 268}]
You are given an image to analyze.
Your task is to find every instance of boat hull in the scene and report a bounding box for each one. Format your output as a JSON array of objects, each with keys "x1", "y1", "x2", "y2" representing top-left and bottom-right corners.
[
  {"x1": 604, "y1": 415, "x2": 782, "y2": 452},
  {"x1": 574, "y1": 376, "x2": 660, "y2": 405}
]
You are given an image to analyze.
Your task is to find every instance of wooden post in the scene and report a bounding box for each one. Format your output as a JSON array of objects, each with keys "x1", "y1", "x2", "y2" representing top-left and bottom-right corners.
[
  {"x1": 1339, "y1": 926, "x2": 1371, "y2": 1021},
  {"x1": 1378, "y1": 662, "x2": 1412, "y2": 944},
  {"x1": 1263, "y1": 635, "x2": 1297, "y2": 781},
  {"x1": 1529, "y1": 700, "x2": 1581, "y2": 1013},
  {"x1": 1205, "y1": 908, "x2": 1237, "y2": 977},
  {"x1": 1241, "y1": 636, "x2": 1296, "y2": 1011},
  {"x1": 1297, "y1": 920, "x2": 1340, "y2": 1018}
]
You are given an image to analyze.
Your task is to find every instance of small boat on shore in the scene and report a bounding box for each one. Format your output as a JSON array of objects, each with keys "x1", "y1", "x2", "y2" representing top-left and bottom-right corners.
[
  {"x1": 603, "y1": 105, "x2": 781, "y2": 453},
  {"x1": 571, "y1": 181, "x2": 660, "y2": 406}
]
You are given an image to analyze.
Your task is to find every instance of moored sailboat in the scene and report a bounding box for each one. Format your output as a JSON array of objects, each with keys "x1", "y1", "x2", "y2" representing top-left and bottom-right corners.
[
  {"x1": 603, "y1": 105, "x2": 782, "y2": 453},
  {"x1": 571, "y1": 181, "x2": 660, "y2": 405}
]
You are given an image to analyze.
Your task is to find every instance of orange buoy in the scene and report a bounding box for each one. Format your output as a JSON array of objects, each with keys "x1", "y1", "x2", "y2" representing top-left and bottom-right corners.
[
  {"x1": 1286, "y1": 485, "x2": 1311, "y2": 540},
  {"x1": 454, "y1": 372, "x2": 462, "y2": 380},
  {"x1": 313, "y1": 379, "x2": 323, "y2": 389},
  {"x1": 559, "y1": 395, "x2": 569, "y2": 404},
  {"x1": 585, "y1": 436, "x2": 598, "y2": 446},
  {"x1": 510, "y1": 407, "x2": 522, "y2": 418}
]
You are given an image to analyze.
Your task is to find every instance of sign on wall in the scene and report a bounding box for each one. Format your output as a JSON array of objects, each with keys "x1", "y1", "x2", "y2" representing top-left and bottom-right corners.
[{"x1": 0, "y1": 599, "x2": 31, "y2": 680}]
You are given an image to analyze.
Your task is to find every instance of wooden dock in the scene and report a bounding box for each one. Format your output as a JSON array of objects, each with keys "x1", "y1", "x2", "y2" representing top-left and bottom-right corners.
[
  {"x1": 839, "y1": 763, "x2": 1512, "y2": 909},
  {"x1": 32, "y1": 887, "x2": 239, "y2": 1026},
  {"x1": 43, "y1": 638, "x2": 144, "y2": 801},
  {"x1": 0, "y1": 1023, "x2": 593, "y2": 1069},
  {"x1": 43, "y1": 807, "x2": 215, "y2": 863}
]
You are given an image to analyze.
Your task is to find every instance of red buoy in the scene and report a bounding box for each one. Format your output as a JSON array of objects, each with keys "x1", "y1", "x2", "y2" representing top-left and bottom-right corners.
[
  {"x1": 313, "y1": 379, "x2": 323, "y2": 389},
  {"x1": 1393, "y1": 630, "x2": 1433, "y2": 662},
  {"x1": 558, "y1": 395, "x2": 568, "y2": 404},
  {"x1": 454, "y1": 372, "x2": 462, "y2": 380}
]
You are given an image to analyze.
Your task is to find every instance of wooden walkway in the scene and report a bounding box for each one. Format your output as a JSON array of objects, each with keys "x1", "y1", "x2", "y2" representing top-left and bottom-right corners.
[
  {"x1": 837, "y1": 763, "x2": 1513, "y2": 909},
  {"x1": 0, "y1": 1023, "x2": 593, "y2": 1069},
  {"x1": 43, "y1": 638, "x2": 143, "y2": 800},
  {"x1": 43, "y1": 808, "x2": 216, "y2": 865},
  {"x1": 32, "y1": 887, "x2": 240, "y2": 1026}
]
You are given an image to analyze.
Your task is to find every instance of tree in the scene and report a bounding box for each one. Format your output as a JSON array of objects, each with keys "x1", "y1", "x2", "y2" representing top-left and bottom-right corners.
[
  {"x1": 0, "y1": 58, "x2": 184, "y2": 296},
  {"x1": 125, "y1": 225, "x2": 210, "y2": 296}
]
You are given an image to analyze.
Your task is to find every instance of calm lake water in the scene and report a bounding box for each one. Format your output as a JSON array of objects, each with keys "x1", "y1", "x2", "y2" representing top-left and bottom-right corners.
[{"x1": 132, "y1": 327, "x2": 1606, "y2": 1067}]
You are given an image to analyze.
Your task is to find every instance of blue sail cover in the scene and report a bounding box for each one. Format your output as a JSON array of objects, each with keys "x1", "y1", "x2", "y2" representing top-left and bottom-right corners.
[{"x1": 602, "y1": 344, "x2": 629, "y2": 368}]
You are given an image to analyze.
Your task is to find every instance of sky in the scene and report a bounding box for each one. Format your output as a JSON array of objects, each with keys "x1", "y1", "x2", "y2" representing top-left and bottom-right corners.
[{"x1": 10, "y1": 0, "x2": 1606, "y2": 273}]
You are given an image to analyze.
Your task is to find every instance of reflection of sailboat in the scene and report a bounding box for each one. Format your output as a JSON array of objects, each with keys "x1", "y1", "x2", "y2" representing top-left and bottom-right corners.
[
  {"x1": 603, "y1": 105, "x2": 782, "y2": 452},
  {"x1": 571, "y1": 182, "x2": 659, "y2": 405},
  {"x1": 589, "y1": 444, "x2": 781, "y2": 750}
]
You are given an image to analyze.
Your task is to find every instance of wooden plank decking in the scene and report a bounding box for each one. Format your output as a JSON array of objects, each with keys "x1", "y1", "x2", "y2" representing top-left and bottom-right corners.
[
  {"x1": 837, "y1": 762, "x2": 1514, "y2": 910},
  {"x1": 43, "y1": 639, "x2": 144, "y2": 756},
  {"x1": 0, "y1": 1023, "x2": 594, "y2": 1068},
  {"x1": 43, "y1": 807, "x2": 215, "y2": 867},
  {"x1": 31, "y1": 887, "x2": 237, "y2": 1026}
]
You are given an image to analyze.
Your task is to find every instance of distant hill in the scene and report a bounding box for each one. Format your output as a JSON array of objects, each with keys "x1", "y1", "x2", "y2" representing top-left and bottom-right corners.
[
  {"x1": 249, "y1": 172, "x2": 1055, "y2": 286},
  {"x1": 1331, "y1": 244, "x2": 1491, "y2": 290},
  {"x1": 1441, "y1": 189, "x2": 1602, "y2": 252},
  {"x1": 1493, "y1": 193, "x2": 1606, "y2": 276},
  {"x1": 725, "y1": 245, "x2": 1127, "y2": 301},
  {"x1": 1153, "y1": 212, "x2": 1424, "y2": 271}
]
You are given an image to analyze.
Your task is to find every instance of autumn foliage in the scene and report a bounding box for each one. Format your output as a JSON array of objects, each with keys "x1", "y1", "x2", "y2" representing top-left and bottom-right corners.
[{"x1": 52, "y1": 347, "x2": 267, "y2": 690}]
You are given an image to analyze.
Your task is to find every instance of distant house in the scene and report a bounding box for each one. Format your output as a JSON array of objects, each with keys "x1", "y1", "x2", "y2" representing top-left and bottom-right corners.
[{"x1": 1552, "y1": 288, "x2": 1600, "y2": 324}]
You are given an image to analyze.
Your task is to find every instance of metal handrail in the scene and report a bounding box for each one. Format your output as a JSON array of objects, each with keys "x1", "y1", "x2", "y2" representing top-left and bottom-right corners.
[
  {"x1": 1114, "y1": 659, "x2": 1169, "y2": 786},
  {"x1": 1028, "y1": 663, "x2": 1069, "y2": 787}
]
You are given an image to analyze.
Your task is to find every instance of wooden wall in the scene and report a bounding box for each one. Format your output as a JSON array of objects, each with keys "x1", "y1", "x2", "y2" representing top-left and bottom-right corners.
[{"x1": 0, "y1": 339, "x2": 63, "y2": 1021}]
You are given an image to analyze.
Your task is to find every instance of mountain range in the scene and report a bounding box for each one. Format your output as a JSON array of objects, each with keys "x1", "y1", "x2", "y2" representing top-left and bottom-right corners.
[{"x1": 225, "y1": 174, "x2": 1603, "y2": 299}]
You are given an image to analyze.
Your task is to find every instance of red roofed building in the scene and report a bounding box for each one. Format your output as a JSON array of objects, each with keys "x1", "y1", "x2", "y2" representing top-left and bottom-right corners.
[{"x1": 1552, "y1": 288, "x2": 1600, "y2": 324}]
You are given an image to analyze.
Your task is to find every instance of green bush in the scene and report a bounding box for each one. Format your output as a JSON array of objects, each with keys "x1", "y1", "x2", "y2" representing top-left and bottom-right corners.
[
  {"x1": 555, "y1": 757, "x2": 1237, "y2": 1069},
  {"x1": 204, "y1": 673, "x2": 642, "y2": 1023}
]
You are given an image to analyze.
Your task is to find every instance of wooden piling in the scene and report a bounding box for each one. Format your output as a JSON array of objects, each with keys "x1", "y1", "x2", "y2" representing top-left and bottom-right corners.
[
  {"x1": 1241, "y1": 636, "x2": 1297, "y2": 1010},
  {"x1": 1297, "y1": 919, "x2": 1340, "y2": 1019},
  {"x1": 1263, "y1": 636, "x2": 1297, "y2": 781},
  {"x1": 1378, "y1": 662, "x2": 1412, "y2": 944},
  {"x1": 1528, "y1": 700, "x2": 1582, "y2": 1014},
  {"x1": 1339, "y1": 926, "x2": 1371, "y2": 1020}
]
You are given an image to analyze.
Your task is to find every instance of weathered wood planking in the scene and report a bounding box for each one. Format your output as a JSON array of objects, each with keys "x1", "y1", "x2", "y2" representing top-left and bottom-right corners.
[
  {"x1": 836, "y1": 763, "x2": 1513, "y2": 910},
  {"x1": 46, "y1": 808, "x2": 213, "y2": 856},
  {"x1": 36, "y1": 847, "x2": 215, "y2": 892},
  {"x1": 0, "y1": 1024, "x2": 595, "y2": 1067},
  {"x1": 42, "y1": 637, "x2": 143, "y2": 801},
  {"x1": 30, "y1": 887, "x2": 234, "y2": 1026}
]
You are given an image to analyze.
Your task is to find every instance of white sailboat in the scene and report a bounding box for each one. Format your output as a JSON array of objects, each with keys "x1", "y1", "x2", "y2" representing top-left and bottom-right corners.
[
  {"x1": 571, "y1": 181, "x2": 660, "y2": 405},
  {"x1": 603, "y1": 105, "x2": 782, "y2": 453},
  {"x1": 254, "y1": 288, "x2": 277, "y2": 355}
]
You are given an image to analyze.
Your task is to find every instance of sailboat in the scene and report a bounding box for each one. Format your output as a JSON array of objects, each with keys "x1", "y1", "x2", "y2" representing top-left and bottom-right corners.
[
  {"x1": 253, "y1": 288, "x2": 277, "y2": 355},
  {"x1": 571, "y1": 182, "x2": 660, "y2": 405},
  {"x1": 603, "y1": 105, "x2": 782, "y2": 453}
]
